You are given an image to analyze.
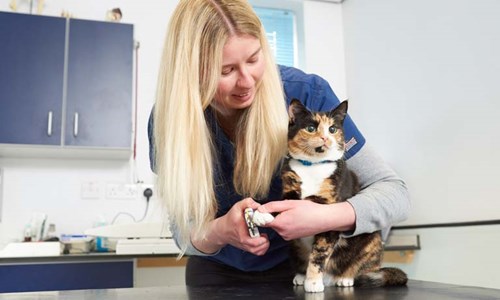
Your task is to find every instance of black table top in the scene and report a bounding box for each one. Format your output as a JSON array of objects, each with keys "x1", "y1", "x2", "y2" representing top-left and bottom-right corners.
[{"x1": 1, "y1": 280, "x2": 499, "y2": 299}]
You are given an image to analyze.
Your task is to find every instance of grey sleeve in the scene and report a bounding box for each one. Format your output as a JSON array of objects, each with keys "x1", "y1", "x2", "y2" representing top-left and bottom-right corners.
[{"x1": 342, "y1": 144, "x2": 411, "y2": 239}]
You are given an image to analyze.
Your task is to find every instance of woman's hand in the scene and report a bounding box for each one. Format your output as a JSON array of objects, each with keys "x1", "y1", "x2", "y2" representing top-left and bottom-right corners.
[
  {"x1": 191, "y1": 197, "x2": 271, "y2": 256},
  {"x1": 257, "y1": 200, "x2": 356, "y2": 240}
]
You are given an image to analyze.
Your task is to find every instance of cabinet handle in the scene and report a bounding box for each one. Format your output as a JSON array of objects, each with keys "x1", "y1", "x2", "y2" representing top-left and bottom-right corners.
[
  {"x1": 73, "y1": 112, "x2": 79, "y2": 137},
  {"x1": 47, "y1": 111, "x2": 53, "y2": 136}
]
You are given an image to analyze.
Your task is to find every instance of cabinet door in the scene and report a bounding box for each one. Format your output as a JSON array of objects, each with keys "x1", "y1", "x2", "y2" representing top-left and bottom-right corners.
[
  {"x1": 65, "y1": 19, "x2": 133, "y2": 148},
  {"x1": 0, "y1": 12, "x2": 65, "y2": 145},
  {"x1": 0, "y1": 261, "x2": 133, "y2": 293}
]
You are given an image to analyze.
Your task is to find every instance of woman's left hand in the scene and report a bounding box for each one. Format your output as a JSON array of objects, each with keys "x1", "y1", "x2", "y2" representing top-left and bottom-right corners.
[{"x1": 257, "y1": 200, "x2": 356, "y2": 240}]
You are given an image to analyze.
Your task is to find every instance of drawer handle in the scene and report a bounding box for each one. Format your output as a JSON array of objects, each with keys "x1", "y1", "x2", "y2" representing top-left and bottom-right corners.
[
  {"x1": 47, "y1": 111, "x2": 53, "y2": 136},
  {"x1": 73, "y1": 112, "x2": 79, "y2": 137}
]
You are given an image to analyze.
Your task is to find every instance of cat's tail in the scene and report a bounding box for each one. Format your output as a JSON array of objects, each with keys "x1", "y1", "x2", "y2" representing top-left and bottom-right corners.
[{"x1": 354, "y1": 267, "x2": 408, "y2": 287}]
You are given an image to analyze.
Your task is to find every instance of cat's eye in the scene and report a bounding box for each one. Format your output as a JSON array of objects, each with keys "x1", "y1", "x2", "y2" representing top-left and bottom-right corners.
[
  {"x1": 306, "y1": 125, "x2": 316, "y2": 133},
  {"x1": 329, "y1": 126, "x2": 337, "y2": 134}
]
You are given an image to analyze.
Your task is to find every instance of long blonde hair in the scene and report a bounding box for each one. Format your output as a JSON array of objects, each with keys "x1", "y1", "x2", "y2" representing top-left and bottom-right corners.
[{"x1": 154, "y1": 0, "x2": 288, "y2": 251}]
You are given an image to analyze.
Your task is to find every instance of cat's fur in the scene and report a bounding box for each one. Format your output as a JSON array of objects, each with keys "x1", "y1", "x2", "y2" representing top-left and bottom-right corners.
[{"x1": 282, "y1": 99, "x2": 407, "y2": 292}]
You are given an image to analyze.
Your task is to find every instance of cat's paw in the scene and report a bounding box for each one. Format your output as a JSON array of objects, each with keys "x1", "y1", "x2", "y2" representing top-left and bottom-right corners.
[
  {"x1": 252, "y1": 210, "x2": 274, "y2": 226},
  {"x1": 335, "y1": 277, "x2": 354, "y2": 287},
  {"x1": 304, "y1": 277, "x2": 325, "y2": 293},
  {"x1": 293, "y1": 273, "x2": 305, "y2": 286}
]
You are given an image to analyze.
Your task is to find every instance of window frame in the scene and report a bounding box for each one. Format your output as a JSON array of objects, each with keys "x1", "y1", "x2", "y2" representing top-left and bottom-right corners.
[{"x1": 249, "y1": 0, "x2": 305, "y2": 69}]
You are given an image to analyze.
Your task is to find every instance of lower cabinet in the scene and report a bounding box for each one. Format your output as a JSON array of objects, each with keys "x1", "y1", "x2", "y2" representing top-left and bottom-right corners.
[{"x1": 0, "y1": 260, "x2": 133, "y2": 293}]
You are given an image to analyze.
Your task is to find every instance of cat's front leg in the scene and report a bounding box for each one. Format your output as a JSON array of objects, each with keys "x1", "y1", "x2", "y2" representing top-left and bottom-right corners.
[
  {"x1": 304, "y1": 270, "x2": 325, "y2": 292},
  {"x1": 303, "y1": 251, "x2": 326, "y2": 292},
  {"x1": 303, "y1": 233, "x2": 336, "y2": 293}
]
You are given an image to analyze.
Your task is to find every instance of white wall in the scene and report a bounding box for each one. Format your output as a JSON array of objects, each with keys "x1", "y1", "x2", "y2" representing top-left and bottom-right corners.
[
  {"x1": 342, "y1": 0, "x2": 500, "y2": 289},
  {"x1": 389, "y1": 226, "x2": 500, "y2": 289},
  {"x1": 303, "y1": 1, "x2": 347, "y2": 101},
  {"x1": 343, "y1": 0, "x2": 500, "y2": 226}
]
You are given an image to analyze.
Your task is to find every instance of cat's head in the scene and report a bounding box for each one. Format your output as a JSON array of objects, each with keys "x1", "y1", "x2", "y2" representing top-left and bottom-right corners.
[{"x1": 287, "y1": 99, "x2": 348, "y2": 163}]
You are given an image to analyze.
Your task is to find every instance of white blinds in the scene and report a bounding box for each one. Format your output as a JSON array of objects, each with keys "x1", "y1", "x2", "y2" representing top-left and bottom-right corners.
[{"x1": 254, "y1": 6, "x2": 297, "y2": 67}]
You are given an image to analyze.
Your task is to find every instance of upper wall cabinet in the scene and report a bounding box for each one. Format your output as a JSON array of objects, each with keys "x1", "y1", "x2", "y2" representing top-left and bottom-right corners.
[
  {"x1": 0, "y1": 12, "x2": 65, "y2": 146},
  {"x1": 65, "y1": 19, "x2": 133, "y2": 148},
  {"x1": 0, "y1": 12, "x2": 133, "y2": 158}
]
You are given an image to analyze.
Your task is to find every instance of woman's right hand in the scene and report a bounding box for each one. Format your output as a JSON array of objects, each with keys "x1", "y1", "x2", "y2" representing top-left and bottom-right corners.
[{"x1": 199, "y1": 197, "x2": 271, "y2": 256}]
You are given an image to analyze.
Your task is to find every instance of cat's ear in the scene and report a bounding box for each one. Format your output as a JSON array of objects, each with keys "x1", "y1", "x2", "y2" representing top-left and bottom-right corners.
[
  {"x1": 330, "y1": 100, "x2": 348, "y2": 124},
  {"x1": 288, "y1": 99, "x2": 308, "y2": 123}
]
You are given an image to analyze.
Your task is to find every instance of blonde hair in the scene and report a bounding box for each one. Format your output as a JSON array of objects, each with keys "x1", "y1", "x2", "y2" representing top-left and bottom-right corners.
[{"x1": 154, "y1": 0, "x2": 288, "y2": 252}]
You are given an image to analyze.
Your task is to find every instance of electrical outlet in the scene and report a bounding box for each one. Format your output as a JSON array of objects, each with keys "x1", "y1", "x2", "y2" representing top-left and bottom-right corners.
[
  {"x1": 81, "y1": 181, "x2": 101, "y2": 199},
  {"x1": 137, "y1": 184, "x2": 155, "y2": 200},
  {"x1": 106, "y1": 183, "x2": 138, "y2": 200}
]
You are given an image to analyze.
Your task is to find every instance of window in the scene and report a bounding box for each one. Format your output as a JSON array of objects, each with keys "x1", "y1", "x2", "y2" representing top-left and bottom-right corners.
[{"x1": 253, "y1": 6, "x2": 298, "y2": 67}]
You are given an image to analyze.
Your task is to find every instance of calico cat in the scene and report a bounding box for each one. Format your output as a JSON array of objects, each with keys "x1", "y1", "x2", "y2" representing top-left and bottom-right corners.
[{"x1": 282, "y1": 99, "x2": 407, "y2": 292}]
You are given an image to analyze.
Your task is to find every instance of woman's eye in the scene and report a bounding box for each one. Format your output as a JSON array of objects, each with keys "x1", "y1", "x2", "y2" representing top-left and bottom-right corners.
[
  {"x1": 306, "y1": 125, "x2": 316, "y2": 133},
  {"x1": 221, "y1": 67, "x2": 233, "y2": 76},
  {"x1": 329, "y1": 126, "x2": 337, "y2": 134},
  {"x1": 248, "y1": 52, "x2": 260, "y2": 64}
]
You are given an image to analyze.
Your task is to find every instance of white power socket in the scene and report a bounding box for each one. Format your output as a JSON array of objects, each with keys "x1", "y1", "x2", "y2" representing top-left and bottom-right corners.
[
  {"x1": 81, "y1": 181, "x2": 153, "y2": 201},
  {"x1": 106, "y1": 183, "x2": 139, "y2": 200}
]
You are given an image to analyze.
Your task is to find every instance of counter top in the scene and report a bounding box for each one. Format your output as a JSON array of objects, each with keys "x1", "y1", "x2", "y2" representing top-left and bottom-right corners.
[
  {"x1": 0, "y1": 235, "x2": 418, "y2": 264},
  {"x1": 0, "y1": 280, "x2": 498, "y2": 299}
]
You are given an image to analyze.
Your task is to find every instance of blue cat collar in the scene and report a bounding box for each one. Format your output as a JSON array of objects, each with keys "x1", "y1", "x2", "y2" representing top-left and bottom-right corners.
[{"x1": 296, "y1": 159, "x2": 334, "y2": 166}]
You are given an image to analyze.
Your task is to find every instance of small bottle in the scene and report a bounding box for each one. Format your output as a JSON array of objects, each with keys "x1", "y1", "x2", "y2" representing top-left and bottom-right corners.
[
  {"x1": 95, "y1": 236, "x2": 109, "y2": 252},
  {"x1": 44, "y1": 223, "x2": 58, "y2": 241},
  {"x1": 93, "y1": 216, "x2": 109, "y2": 252}
]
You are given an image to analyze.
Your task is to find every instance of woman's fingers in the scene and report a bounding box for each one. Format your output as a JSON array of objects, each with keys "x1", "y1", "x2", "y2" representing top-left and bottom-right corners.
[
  {"x1": 242, "y1": 234, "x2": 270, "y2": 256},
  {"x1": 258, "y1": 200, "x2": 298, "y2": 214}
]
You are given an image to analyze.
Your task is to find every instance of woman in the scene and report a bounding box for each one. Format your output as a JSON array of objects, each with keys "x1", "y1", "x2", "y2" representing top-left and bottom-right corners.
[{"x1": 149, "y1": 0, "x2": 410, "y2": 286}]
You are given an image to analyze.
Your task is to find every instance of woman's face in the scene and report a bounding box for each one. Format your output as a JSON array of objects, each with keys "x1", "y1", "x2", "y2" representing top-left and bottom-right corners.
[{"x1": 213, "y1": 34, "x2": 265, "y2": 116}]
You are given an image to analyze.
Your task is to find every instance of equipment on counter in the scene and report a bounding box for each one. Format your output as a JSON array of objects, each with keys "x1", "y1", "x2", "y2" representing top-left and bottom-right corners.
[
  {"x1": 0, "y1": 242, "x2": 62, "y2": 257},
  {"x1": 84, "y1": 222, "x2": 180, "y2": 255}
]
